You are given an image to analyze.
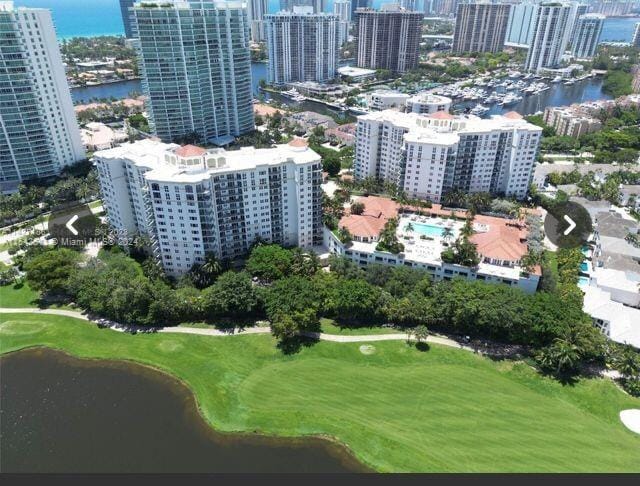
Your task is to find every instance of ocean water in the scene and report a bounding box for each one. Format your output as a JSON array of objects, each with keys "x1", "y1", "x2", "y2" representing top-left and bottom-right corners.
[
  {"x1": 13, "y1": 0, "x2": 402, "y2": 39},
  {"x1": 600, "y1": 16, "x2": 640, "y2": 43},
  {"x1": 15, "y1": 0, "x2": 637, "y2": 43},
  {"x1": 14, "y1": 0, "x2": 125, "y2": 39}
]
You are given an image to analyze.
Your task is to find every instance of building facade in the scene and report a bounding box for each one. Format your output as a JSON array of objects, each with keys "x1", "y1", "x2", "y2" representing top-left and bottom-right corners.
[
  {"x1": 279, "y1": 0, "x2": 326, "y2": 13},
  {"x1": 325, "y1": 195, "x2": 540, "y2": 294},
  {"x1": 524, "y1": 2, "x2": 578, "y2": 73},
  {"x1": 353, "y1": 110, "x2": 541, "y2": 201},
  {"x1": 588, "y1": 0, "x2": 638, "y2": 17},
  {"x1": 351, "y1": 0, "x2": 372, "y2": 19},
  {"x1": 505, "y1": 0, "x2": 538, "y2": 46},
  {"x1": 248, "y1": 0, "x2": 268, "y2": 42},
  {"x1": 333, "y1": 0, "x2": 351, "y2": 44},
  {"x1": 265, "y1": 9, "x2": 339, "y2": 84},
  {"x1": 571, "y1": 13, "x2": 604, "y2": 59},
  {"x1": 0, "y1": 1, "x2": 85, "y2": 188},
  {"x1": 355, "y1": 5, "x2": 423, "y2": 73},
  {"x1": 452, "y1": 2, "x2": 512, "y2": 54},
  {"x1": 427, "y1": 0, "x2": 459, "y2": 17},
  {"x1": 405, "y1": 93, "x2": 452, "y2": 114},
  {"x1": 543, "y1": 105, "x2": 602, "y2": 137},
  {"x1": 633, "y1": 22, "x2": 640, "y2": 48},
  {"x1": 95, "y1": 139, "x2": 323, "y2": 276},
  {"x1": 119, "y1": 0, "x2": 136, "y2": 38},
  {"x1": 131, "y1": 1, "x2": 254, "y2": 145}
]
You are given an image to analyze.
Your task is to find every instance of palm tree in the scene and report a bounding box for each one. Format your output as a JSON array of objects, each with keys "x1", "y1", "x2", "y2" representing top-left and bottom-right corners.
[
  {"x1": 442, "y1": 226, "x2": 454, "y2": 243},
  {"x1": 617, "y1": 349, "x2": 640, "y2": 380},
  {"x1": 201, "y1": 255, "x2": 222, "y2": 278},
  {"x1": 442, "y1": 189, "x2": 465, "y2": 208},
  {"x1": 460, "y1": 218, "x2": 474, "y2": 238},
  {"x1": 337, "y1": 227, "x2": 353, "y2": 246}
]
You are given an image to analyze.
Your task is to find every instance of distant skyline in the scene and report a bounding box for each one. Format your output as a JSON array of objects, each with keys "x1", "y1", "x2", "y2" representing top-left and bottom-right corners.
[
  {"x1": 12, "y1": 0, "x2": 640, "y2": 42},
  {"x1": 12, "y1": 0, "x2": 417, "y2": 39}
]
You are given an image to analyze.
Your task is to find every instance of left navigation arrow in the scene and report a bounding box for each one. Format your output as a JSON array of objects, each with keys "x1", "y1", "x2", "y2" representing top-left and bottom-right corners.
[{"x1": 65, "y1": 214, "x2": 79, "y2": 236}]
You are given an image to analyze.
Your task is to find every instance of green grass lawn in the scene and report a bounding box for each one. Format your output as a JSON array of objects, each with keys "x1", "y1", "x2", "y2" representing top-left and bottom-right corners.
[
  {"x1": 0, "y1": 282, "x2": 41, "y2": 308},
  {"x1": 319, "y1": 318, "x2": 402, "y2": 336},
  {"x1": 1, "y1": 313, "x2": 638, "y2": 472}
]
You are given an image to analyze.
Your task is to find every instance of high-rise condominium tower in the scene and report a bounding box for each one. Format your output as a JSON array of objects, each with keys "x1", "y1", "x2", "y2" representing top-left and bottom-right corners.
[
  {"x1": 95, "y1": 139, "x2": 323, "y2": 275},
  {"x1": 0, "y1": 1, "x2": 85, "y2": 188},
  {"x1": 351, "y1": 0, "x2": 372, "y2": 19},
  {"x1": 333, "y1": 0, "x2": 351, "y2": 45},
  {"x1": 131, "y1": 1, "x2": 254, "y2": 145},
  {"x1": 334, "y1": 0, "x2": 352, "y2": 21},
  {"x1": 571, "y1": 13, "x2": 604, "y2": 59},
  {"x1": 452, "y1": 2, "x2": 512, "y2": 54},
  {"x1": 119, "y1": 0, "x2": 136, "y2": 38},
  {"x1": 248, "y1": 0, "x2": 268, "y2": 42},
  {"x1": 524, "y1": 2, "x2": 577, "y2": 72},
  {"x1": 505, "y1": 0, "x2": 538, "y2": 47},
  {"x1": 399, "y1": 0, "x2": 419, "y2": 11},
  {"x1": 633, "y1": 22, "x2": 640, "y2": 48},
  {"x1": 356, "y1": 5, "x2": 423, "y2": 73},
  {"x1": 279, "y1": 0, "x2": 325, "y2": 13},
  {"x1": 265, "y1": 8, "x2": 339, "y2": 84},
  {"x1": 428, "y1": 0, "x2": 459, "y2": 17},
  {"x1": 354, "y1": 110, "x2": 541, "y2": 201}
]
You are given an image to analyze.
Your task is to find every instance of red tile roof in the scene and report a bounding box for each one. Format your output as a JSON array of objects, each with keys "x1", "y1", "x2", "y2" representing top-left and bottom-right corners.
[
  {"x1": 503, "y1": 111, "x2": 523, "y2": 119},
  {"x1": 429, "y1": 111, "x2": 454, "y2": 120},
  {"x1": 175, "y1": 145, "x2": 206, "y2": 157},
  {"x1": 288, "y1": 137, "x2": 308, "y2": 148},
  {"x1": 339, "y1": 196, "x2": 400, "y2": 239},
  {"x1": 471, "y1": 214, "x2": 528, "y2": 263}
]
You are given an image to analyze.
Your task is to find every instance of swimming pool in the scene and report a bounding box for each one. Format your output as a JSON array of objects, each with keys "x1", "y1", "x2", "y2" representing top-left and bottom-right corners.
[
  {"x1": 580, "y1": 261, "x2": 590, "y2": 273},
  {"x1": 408, "y1": 222, "x2": 448, "y2": 238},
  {"x1": 578, "y1": 276, "x2": 590, "y2": 288}
]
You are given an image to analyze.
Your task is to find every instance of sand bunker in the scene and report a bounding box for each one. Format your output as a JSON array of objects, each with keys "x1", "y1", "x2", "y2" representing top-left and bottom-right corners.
[
  {"x1": 359, "y1": 345, "x2": 376, "y2": 355},
  {"x1": 620, "y1": 409, "x2": 640, "y2": 434}
]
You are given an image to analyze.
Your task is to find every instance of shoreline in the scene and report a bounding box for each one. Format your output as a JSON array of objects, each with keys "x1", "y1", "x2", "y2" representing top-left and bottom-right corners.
[
  {"x1": 1, "y1": 312, "x2": 639, "y2": 472},
  {"x1": 1, "y1": 344, "x2": 373, "y2": 473}
]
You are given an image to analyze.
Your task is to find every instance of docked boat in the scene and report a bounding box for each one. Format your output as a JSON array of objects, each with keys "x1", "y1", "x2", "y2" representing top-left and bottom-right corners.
[
  {"x1": 470, "y1": 104, "x2": 490, "y2": 116},
  {"x1": 551, "y1": 76, "x2": 563, "y2": 83}
]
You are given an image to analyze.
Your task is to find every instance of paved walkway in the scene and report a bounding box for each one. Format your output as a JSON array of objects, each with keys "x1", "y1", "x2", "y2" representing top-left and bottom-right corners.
[{"x1": 0, "y1": 307, "x2": 468, "y2": 350}]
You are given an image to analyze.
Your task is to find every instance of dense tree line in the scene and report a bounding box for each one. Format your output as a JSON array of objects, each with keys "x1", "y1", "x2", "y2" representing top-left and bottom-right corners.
[
  {"x1": 0, "y1": 163, "x2": 99, "y2": 226},
  {"x1": 9, "y1": 240, "x2": 638, "y2": 389}
]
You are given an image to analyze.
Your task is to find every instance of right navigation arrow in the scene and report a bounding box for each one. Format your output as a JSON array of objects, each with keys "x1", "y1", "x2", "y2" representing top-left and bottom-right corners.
[{"x1": 563, "y1": 215, "x2": 576, "y2": 236}]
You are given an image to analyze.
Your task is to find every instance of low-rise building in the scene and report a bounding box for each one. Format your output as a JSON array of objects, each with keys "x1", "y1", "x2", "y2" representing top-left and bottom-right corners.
[
  {"x1": 365, "y1": 90, "x2": 410, "y2": 111},
  {"x1": 95, "y1": 139, "x2": 323, "y2": 276},
  {"x1": 620, "y1": 185, "x2": 640, "y2": 210},
  {"x1": 286, "y1": 111, "x2": 338, "y2": 132},
  {"x1": 543, "y1": 105, "x2": 602, "y2": 137},
  {"x1": 578, "y1": 201, "x2": 640, "y2": 348},
  {"x1": 337, "y1": 65, "x2": 377, "y2": 82},
  {"x1": 81, "y1": 122, "x2": 128, "y2": 151},
  {"x1": 326, "y1": 195, "x2": 540, "y2": 293},
  {"x1": 326, "y1": 123, "x2": 357, "y2": 146},
  {"x1": 405, "y1": 93, "x2": 452, "y2": 115}
]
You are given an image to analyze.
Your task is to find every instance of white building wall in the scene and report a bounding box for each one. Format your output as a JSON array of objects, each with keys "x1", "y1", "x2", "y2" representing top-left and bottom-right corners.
[
  {"x1": 524, "y1": 2, "x2": 577, "y2": 72},
  {"x1": 95, "y1": 140, "x2": 322, "y2": 276},
  {"x1": 354, "y1": 110, "x2": 541, "y2": 201}
]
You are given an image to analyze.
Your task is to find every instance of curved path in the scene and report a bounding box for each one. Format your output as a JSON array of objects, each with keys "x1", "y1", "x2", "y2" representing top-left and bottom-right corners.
[{"x1": 0, "y1": 308, "x2": 468, "y2": 350}]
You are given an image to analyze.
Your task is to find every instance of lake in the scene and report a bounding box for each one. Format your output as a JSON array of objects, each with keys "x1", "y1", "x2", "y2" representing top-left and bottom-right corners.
[{"x1": 0, "y1": 348, "x2": 367, "y2": 473}]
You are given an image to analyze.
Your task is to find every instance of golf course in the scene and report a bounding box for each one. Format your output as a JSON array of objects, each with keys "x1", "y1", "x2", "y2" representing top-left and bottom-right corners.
[{"x1": 1, "y1": 310, "x2": 639, "y2": 472}]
